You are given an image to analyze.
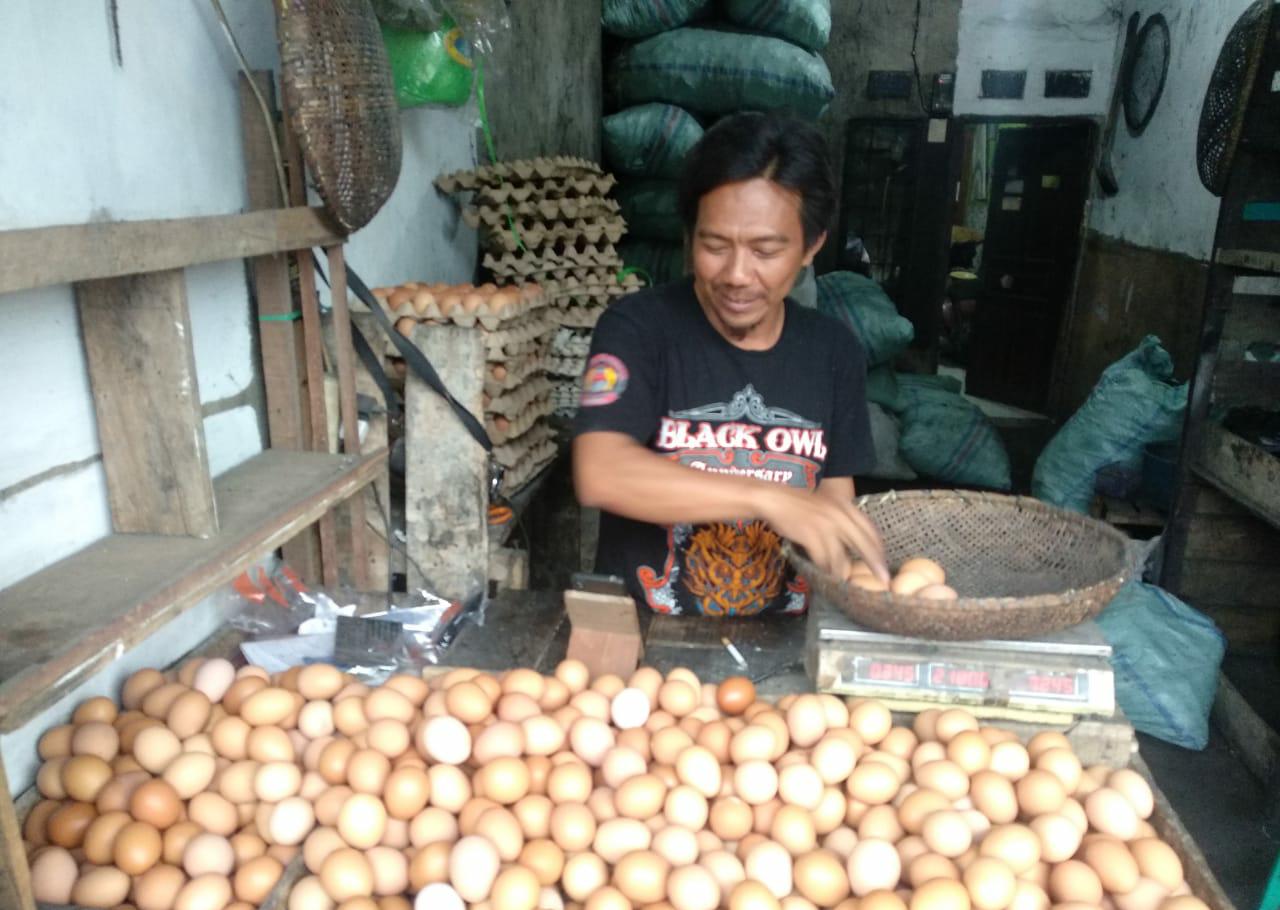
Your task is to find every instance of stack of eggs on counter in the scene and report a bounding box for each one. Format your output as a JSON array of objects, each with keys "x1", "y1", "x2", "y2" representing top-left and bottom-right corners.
[{"x1": 22, "y1": 658, "x2": 1208, "y2": 910}]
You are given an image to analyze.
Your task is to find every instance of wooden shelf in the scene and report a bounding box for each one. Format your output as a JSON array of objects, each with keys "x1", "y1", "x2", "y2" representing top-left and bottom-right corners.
[
  {"x1": 0, "y1": 206, "x2": 343, "y2": 294},
  {"x1": 1216, "y1": 248, "x2": 1280, "y2": 274},
  {"x1": 0, "y1": 448, "x2": 385, "y2": 733},
  {"x1": 1194, "y1": 422, "x2": 1280, "y2": 532}
]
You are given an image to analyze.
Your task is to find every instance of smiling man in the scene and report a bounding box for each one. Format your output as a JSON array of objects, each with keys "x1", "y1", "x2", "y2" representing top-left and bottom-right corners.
[{"x1": 572, "y1": 112, "x2": 889, "y2": 617}]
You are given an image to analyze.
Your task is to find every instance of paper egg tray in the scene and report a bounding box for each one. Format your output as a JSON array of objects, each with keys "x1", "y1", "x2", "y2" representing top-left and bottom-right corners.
[
  {"x1": 546, "y1": 354, "x2": 587, "y2": 379},
  {"x1": 552, "y1": 378, "x2": 583, "y2": 417},
  {"x1": 484, "y1": 218, "x2": 628, "y2": 253},
  {"x1": 378, "y1": 283, "x2": 546, "y2": 327},
  {"x1": 485, "y1": 393, "x2": 554, "y2": 445},
  {"x1": 551, "y1": 327, "x2": 592, "y2": 357},
  {"x1": 484, "y1": 243, "x2": 623, "y2": 278},
  {"x1": 500, "y1": 440, "x2": 559, "y2": 495},
  {"x1": 471, "y1": 174, "x2": 618, "y2": 206},
  {"x1": 483, "y1": 353, "x2": 544, "y2": 397},
  {"x1": 463, "y1": 196, "x2": 621, "y2": 228},
  {"x1": 435, "y1": 155, "x2": 603, "y2": 193},
  {"x1": 493, "y1": 421, "x2": 556, "y2": 469},
  {"x1": 486, "y1": 376, "x2": 554, "y2": 419}
]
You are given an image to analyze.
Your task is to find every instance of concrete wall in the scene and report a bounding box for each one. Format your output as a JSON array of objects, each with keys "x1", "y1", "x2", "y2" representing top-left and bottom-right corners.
[
  {"x1": 954, "y1": 0, "x2": 1122, "y2": 119},
  {"x1": 1055, "y1": 0, "x2": 1253, "y2": 412}
]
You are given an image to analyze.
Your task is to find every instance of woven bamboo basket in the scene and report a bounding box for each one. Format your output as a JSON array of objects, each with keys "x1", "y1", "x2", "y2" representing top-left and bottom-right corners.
[
  {"x1": 278, "y1": 0, "x2": 402, "y2": 231},
  {"x1": 787, "y1": 489, "x2": 1130, "y2": 640}
]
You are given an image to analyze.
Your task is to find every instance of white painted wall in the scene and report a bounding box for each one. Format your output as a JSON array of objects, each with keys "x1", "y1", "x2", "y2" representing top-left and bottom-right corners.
[
  {"x1": 955, "y1": 0, "x2": 1123, "y2": 118},
  {"x1": 1088, "y1": 0, "x2": 1256, "y2": 260},
  {"x1": 0, "y1": 1, "x2": 478, "y2": 592}
]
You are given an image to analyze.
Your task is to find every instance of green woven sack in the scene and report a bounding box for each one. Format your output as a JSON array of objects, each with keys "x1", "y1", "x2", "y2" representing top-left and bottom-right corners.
[
  {"x1": 382, "y1": 22, "x2": 473, "y2": 108},
  {"x1": 610, "y1": 27, "x2": 835, "y2": 119},
  {"x1": 617, "y1": 180, "x2": 684, "y2": 243},
  {"x1": 723, "y1": 0, "x2": 831, "y2": 51},
  {"x1": 899, "y1": 388, "x2": 1012, "y2": 490},
  {"x1": 816, "y1": 272, "x2": 915, "y2": 367},
  {"x1": 619, "y1": 240, "x2": 686, "y2": 286},
  {"x1": 604, "y1": 104, "x2": 704, "y2": 179},
  {"x1": 603, "y1": 0, "x2": 712, "y2": 38}
]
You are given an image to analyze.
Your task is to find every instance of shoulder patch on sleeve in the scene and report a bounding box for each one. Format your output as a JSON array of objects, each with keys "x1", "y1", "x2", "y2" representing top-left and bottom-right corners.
[{"x1": 580, "y1": 353, "x2": 629, "y2": 407}]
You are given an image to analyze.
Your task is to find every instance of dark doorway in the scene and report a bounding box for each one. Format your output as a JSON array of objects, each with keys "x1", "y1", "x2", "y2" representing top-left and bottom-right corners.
[{"x1": 960, "y1": 121, "x2": 1094, "y2": 411}]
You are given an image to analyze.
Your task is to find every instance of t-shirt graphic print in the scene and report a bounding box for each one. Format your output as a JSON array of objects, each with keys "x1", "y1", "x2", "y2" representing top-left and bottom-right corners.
[
  {"x1": 572, "y1": 280, "x2": 875, "y2": 618},
  {"x1": 644, "y1": 385, "x2": 824, "y2": 615}
]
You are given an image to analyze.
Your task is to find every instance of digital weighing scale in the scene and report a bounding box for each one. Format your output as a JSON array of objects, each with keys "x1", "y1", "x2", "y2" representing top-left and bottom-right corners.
[{"x1": 805, "y1": 597, "x2": 1117, "y2": 725}]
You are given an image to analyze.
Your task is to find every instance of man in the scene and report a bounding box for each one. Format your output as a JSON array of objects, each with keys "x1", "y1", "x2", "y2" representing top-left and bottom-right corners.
[{"x1": 572, "y1": 112, "x2": 889, "y2": 617}]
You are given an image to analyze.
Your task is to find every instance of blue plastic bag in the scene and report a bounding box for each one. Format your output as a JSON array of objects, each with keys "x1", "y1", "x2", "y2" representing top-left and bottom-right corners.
[
  {"x1": 1033, "y1": 336, "x2": 1187, "y2": 513},
  {"x1": 1097, "y1": 582, "x2": 1226, "y2": 750}
]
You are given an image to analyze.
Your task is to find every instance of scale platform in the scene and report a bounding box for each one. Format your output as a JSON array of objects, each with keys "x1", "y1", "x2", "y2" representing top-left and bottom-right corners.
[{"x1": 805, "y1": 597, "x2": 1116, "y2": 724}]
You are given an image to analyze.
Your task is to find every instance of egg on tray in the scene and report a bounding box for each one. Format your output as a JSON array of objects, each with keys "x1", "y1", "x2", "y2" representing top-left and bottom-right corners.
[{"x1": 17, "y1": 656, "x2": 1207, "y2": 910}]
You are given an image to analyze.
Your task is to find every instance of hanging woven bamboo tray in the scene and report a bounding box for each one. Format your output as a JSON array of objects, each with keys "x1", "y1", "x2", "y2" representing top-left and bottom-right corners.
[{"x1": 786, "y1": 489, "x2": 1130, "y2": 640}]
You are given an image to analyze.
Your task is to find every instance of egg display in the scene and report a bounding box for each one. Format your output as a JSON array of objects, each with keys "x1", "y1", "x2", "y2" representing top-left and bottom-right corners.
[{"x1": 18, "y1": 659, "x2": 1210, "y2": 910}]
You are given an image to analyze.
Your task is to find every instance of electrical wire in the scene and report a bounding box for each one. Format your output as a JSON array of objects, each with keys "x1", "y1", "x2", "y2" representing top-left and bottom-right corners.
[
  {"x1": 909, "y1": 0, "x2": 930, "y2": 117},
  {"x1": 209, "y1": 0, "x2": 289, "y2": 206}
]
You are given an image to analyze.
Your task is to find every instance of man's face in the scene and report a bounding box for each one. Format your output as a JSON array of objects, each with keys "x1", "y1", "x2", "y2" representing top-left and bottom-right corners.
[{"x1": 690, "y1": 178, "x2": 826, "y2": 350}]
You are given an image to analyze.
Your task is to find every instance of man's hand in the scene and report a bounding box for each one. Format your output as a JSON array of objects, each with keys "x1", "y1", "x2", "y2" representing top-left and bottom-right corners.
[{"x1": 758, "y1": 484, "x2": 890, "y2": 583}]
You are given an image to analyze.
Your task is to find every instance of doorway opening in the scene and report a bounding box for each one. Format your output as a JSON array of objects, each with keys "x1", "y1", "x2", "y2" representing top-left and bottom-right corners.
[{"x1": 941, "y1": 120, "x2": 1095, "y2": 415}]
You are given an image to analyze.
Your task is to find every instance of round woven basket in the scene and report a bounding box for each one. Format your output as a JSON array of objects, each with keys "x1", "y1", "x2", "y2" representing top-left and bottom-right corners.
[{"x1": 787, "y1": 490, "x2": 1130, "y2": 640}]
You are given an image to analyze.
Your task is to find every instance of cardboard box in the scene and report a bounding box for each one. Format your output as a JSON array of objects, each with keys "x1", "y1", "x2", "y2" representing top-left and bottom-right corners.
[{"x1": 564, "y1": 589, "x2": 643, "y2": 679}]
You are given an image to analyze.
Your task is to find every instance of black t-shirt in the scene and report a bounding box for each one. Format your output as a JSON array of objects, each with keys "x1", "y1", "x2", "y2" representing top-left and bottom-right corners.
[{"x1": 572, "y1": 279, "x2": 875, "y2": 617}]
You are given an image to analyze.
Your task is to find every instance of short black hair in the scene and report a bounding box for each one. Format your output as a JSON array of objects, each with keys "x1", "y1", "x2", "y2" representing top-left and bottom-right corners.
[{"x1": 678, "y1": 111, "x2": 836, "y2": 248}]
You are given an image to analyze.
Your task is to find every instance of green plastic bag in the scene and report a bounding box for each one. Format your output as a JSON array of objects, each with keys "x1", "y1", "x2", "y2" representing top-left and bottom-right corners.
[
  {"x1": 724, "y1": 0, "x2": 831, "y2": 51},
  {"x1": 610, "y1": 27, "x2": 835, "y2": 119},
  {"x1": 382, "y1": 22, "x2": 474, "y2": 108},
  {"x1": 1032, "y1": 336, "x2": 1188, "y2": 513},
  {"x1": 603, "y1": 0, "x2": 712, "y2": 38},
  {"x1": 899, "y1": 386, "x2": 1012, "y2": 490},
  {"x1": 1097, "y1": 582, "x2": 1225, "y2": 750},
  {"x1": 619, "y1": 240, "x2": 686, "y2": 286},
  {"x1": 816, "y1": 272, "x2": 915, "y2": 367},
  {"x1": 617, "y1": 180, "x2": 683, "y2": 243},
  {"x1": 604, "y1": 104, "x2": 704, "y2": 179}
]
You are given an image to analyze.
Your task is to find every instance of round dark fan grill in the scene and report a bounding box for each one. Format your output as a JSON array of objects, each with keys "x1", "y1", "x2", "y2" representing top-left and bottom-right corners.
[{"x1": 1197, "y1": 0, "x2": 1273, "y2": 196}]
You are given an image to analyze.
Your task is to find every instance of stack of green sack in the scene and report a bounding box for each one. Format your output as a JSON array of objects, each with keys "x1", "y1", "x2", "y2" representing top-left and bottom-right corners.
[
  {"x1": 817, "y1": 272, "x2": 1011, "y2": 490},
  {"x1": 604, "y1": 0, "x2": 835, "y2": 287}
]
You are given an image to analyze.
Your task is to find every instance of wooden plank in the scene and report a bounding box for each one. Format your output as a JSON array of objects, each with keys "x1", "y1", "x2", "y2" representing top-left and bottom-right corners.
[
  {"x1": 0, "y1": 207, "x2": 342, "y2": 294},
  {"x1": 1211, "y1": 672, "x2": 1280, "y2": 787},
  {"x1": 239, "y1": 71, "x2": 321, "y2": 581},
  {"x1": 1195, "y1": 423, "x2": 1280, "y2": 531},
  {"x1": 1210, "y1": 360, "x2": 1280, "y2": 408},
  {"x1": 326, "y1": 245, "x2": 369, "y2": 591},
  {"x1": 281, "y1": 99, "x2": 340, "y2": 590},
  {"x1": 351, "y1": 312, "x2": 391, "y2": 591},
  {"x1": 1136, "y1": 752, "x2": 1238, "y2": 910},
  {"x1": 0, "y1": 758, "x2": 35, "y2": 910},
  {"x1": 1193, "y1": 603, "x2": 1280, "y2": 654},
  {"x1": 1218, "y1": 248, "x2": 1280, "y2": 274},
  {"x1": 76, "y1": 269, "x2": 218, "y2": 537},
  {"x1": 405, "y1": 324, "x2": 489, "y2": 600},
  {"x1": 1183, "y1": 513, "x2": 1280, "y2": 563},
  {"x1": 1178, "y1": 558, "x2": 1280, "y2": 610},
  {"x1": 0, "y1": 448, "x2": 386, "y2": 732}
]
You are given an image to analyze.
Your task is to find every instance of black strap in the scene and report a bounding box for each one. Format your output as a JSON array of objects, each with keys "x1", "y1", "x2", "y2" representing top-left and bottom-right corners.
[
  {"x1": 311, "y1": 252, "x2": 493, "y2": 453},
  {"x1": 351, "y1": 320, "x2": 401, "y2": 417}
]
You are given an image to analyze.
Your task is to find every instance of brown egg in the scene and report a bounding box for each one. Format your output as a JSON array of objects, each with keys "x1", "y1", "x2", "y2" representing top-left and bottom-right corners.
[
  {"x1": 1015, "y1": 770, "x2": 1067, "y2": 817},
  {"x1": 1082, "y1": 836, "x2": 1141, "y2": 893},
  {"x1": 848, "y1": 761, "x2": 901, "y2": 805},
  {"x1": 321, "y1": 847, "x2": 376, "y2": 902},
  {"x1": 29, "y1": 845, "x2": 78, "y2": 904},
  {"x1": 979, "y1": 824, "x2": 1040, "y2": 875},
  {"x1": 71, "y1": 722, "x2": 121, "y2": 762},
  {"x1": 1085, "y1": 788, "x2": 1140, "y2": 840},
  {"x1": 167, "y1": 690, "x2": 213, "y2": 739},
  {"x1": 62, "y1": 755, "x2": 113, "y2": 803},
  {"x1": 1108, "y1": 769, "x2": 1155, "y2": 820},
  {"x1": 163, "y1": 752, "x2": 218, "y2": 800},
  {"x1": 717, "y1": 677, "x2": 757, "y2": 715},
  {"x1": 48, "y1": 800, "x2": 97, "y2": 848},
  {"x1": 122, "y1": 669, "x2": 167, "y2": 710},
  {"x1": 130, "y1": 779, "x2": 183, "y2": 830},
  {"x1": 795, "y1": 848, "x2": 851, "y2": 906},
  {"x1": 1129, "y1": 837, "x2": 1183, "y2": 890},
  {"x1": 910, "y1": 877, "x2": 970, "y2": 910},
  {"x1": 848, "y1": 838, "x2": 901, "y2": 896},
  {"x1": 113, "y1": 820, "x2": 164, "y2": 874},
  {"x1": 173, "y1": 872, "x2": 233, "y2": 910},
  {"x1": 130, "y1": 863, "x2": 187, "y2": 910},
  {"x1": 71, "y1": 865, "x2": 132, "y2": 908},
  {"x1": 229, "y1": 854, "x2": 282, "y2": 904}
]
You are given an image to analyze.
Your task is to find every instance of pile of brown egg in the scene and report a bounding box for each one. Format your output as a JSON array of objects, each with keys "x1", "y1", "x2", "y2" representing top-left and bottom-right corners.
[{"x1": 21, "y1": 657, "x2": 1211, "y2": 910}]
